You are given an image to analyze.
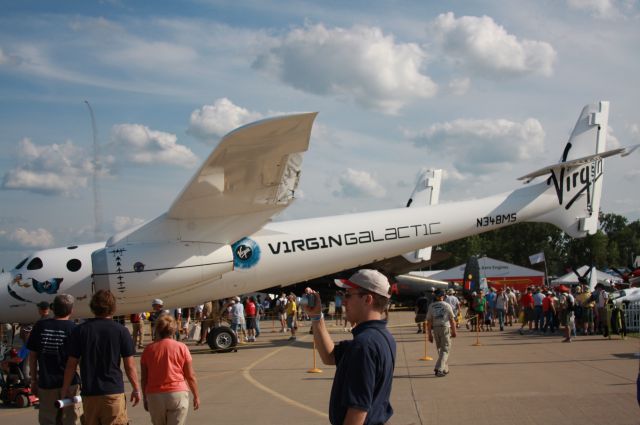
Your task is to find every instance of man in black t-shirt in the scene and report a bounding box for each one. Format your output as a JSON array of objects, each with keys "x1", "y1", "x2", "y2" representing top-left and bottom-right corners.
[
  {"x1": 28, "y1": 294, "x2": 81, "y2": 425},
  {"x1": 61, "y1": 290, "x2": 140, "y2": 425}
]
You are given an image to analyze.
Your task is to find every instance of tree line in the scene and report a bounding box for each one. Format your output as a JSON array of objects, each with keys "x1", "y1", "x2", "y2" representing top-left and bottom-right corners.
[{"x1": 436, "y1": 213, "x2": 640, "y2": 277}]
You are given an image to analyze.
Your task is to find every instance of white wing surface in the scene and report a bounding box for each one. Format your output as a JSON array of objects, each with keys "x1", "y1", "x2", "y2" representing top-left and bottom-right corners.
[
  {"x1": 109, "y1": 113, "x2": 317, "y2": 246},
  {"x1": 517, "y1": 147, "x2": 628, "y2": 184}
]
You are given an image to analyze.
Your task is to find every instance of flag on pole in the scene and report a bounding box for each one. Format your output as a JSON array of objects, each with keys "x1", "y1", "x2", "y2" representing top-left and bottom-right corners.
[{"x1": 529, "y1": 252, "x2": 545, "y2": 265}]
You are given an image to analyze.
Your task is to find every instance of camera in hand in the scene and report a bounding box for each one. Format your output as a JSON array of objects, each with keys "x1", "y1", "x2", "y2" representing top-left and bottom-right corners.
[{"x1": 298, "y1": 293, "x2": 316, "y2": 308}]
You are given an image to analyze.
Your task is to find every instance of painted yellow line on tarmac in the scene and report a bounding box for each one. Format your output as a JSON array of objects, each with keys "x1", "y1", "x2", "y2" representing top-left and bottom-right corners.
[{"x1": 241, "y1": 337, "x2": 328, "y2": 419}]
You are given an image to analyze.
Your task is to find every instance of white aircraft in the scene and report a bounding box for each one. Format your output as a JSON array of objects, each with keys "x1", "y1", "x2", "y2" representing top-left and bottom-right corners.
[
  {"x1": 583, "y1": 265, "x2": 640, "y2": 305},
  {"x1": 610, "y1": 288, "x2": 640, "y2": 305},
  {"x1": 1, "y1": 101, "x2": 636, "y2": 337}
]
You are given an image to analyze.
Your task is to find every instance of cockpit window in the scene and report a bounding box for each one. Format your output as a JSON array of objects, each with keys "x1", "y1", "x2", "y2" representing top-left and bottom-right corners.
[
  {"x1": 66, "y1": 259, "x2": 82, "y2": 272},
  {"x1": 26, "y1": 257, "x2": 43, "y2": 270},
  {"x1": 14, "y1": 257, "x2": 29, "y2": 270}
]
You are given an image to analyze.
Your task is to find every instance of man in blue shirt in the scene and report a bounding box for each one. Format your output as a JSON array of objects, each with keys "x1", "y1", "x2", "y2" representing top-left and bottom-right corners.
[
  {"x1": 61, "y1": 290, "x2": 140, "y2": 425},
  {"x1": 305, "y1": 269, "x2": 396, "y2": 425}
]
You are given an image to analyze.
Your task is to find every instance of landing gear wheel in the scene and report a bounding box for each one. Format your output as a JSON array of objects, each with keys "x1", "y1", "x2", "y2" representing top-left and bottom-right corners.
[
  {"x1": 14, "y1": 393, "x2": 30, "y2": 408},
  {"x1": 207, "y1": 326, "x2": 237, "y2": 353}
]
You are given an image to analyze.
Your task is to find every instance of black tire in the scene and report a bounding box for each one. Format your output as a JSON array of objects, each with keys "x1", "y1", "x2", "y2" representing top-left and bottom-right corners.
[
  {"x1": 207, "y1": 326, "x2": 237, "y2": 353},
  {"x1": 14, "y1": 393, "x2": 29, "y2": 408}
]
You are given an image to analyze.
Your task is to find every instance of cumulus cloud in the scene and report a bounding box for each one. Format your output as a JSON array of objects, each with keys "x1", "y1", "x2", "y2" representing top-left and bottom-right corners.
[
  {"x1": 253, "y1": 23, "x2": 437, "y2": 114},
  {"x1": 113, "y1": 216, "x2": 146, "y2": 233},
  {"x1": 606, "y1": 125, "x2": 621, "y2": 149},
  {"x1": 428, "y1": 12, "x2": 556, "y2": 78},
  {"x1": 404, "y1": 117, "x2": 545, "y2": 174},
  {"x1": 1, "y1": 138, "x2": 98, "y2": 196},
  {"x1": 0, "y1": 228, "x2": 55, "y2": 249},
  {"x1": 110, "y1": 124, "x2": 198, "y2": 168},
  {"x1": 566, "y1": 0, "x2": 619, "y2": 18},
  {"x1": 188, "y1": 98, "x2": 263, "y2": 142},
  {"x1": 333, "y1": 168, "x2": 386, "y2": 198}
]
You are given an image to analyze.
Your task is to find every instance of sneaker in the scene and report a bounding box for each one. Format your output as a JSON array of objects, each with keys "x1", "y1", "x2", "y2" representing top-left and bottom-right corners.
[
  {"x1": 562, "y1": 338, "x2": 572, "y2": 343},
  {"x1": 288, "y1": 336, "x2": 296, "y2": 341},
  {"x1": 435, "y1": 371, "x2": 445, "y2": 377}
]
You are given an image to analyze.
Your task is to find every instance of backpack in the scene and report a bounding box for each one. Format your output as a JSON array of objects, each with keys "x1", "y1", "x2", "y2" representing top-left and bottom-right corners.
[{"x1": 565, "y1": 295, "x2": 575, "y2": 312}]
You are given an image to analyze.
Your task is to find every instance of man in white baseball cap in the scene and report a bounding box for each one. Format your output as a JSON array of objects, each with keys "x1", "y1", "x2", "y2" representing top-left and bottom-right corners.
[
  {"x1": 303, "y1": 269, "x2": 395, "y2": 425},
  {"x1": 334, "y1": 269, "x2": 392, "y2": 299},
  {"x1": 149, "y1": 299, "x2": 168, "y2": 340}
]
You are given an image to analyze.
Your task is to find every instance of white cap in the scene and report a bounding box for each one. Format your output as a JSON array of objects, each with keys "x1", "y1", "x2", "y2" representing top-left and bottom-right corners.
[
  {"x1": 152, "y1": 299, "x2": 163, "y2": 306},
  {"x1": 334, "y1": 269, "x2": 390, "y2": 298}
]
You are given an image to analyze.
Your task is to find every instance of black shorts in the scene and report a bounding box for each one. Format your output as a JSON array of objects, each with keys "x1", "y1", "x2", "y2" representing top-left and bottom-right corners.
[
  {"x1": 415, "y1": 313, "x2": 427, "y2": 323},
  {"x1": 246, "y1": 317, "x2": 256, "y2": 329}
]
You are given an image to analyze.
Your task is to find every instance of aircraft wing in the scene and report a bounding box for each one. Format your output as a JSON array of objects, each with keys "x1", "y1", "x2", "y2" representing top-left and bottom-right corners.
[
  {"x1": 517, "y1": 146, "x2": 634, "y2": 184},
  {"x1": 110, "y1": 113, "x2": 317, "y2": 245}
]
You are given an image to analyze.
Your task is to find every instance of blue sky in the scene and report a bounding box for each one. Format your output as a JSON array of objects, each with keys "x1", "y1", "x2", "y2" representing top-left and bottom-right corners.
[{"x1": 1, "y1": 0, "x2": 639, "y2": 269}]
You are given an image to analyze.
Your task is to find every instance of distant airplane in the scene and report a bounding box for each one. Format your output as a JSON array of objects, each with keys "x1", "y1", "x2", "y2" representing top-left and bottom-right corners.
[
  {"x1": 1, "y1": 101, "x2": 637, "y2": 350},
  {"x1": 610, "y1": 288, "x2": 640, "y2": 304}
]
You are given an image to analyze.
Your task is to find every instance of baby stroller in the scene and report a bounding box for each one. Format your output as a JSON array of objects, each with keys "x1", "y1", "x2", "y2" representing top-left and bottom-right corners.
[{"x1": 0, "y1": 347, "x2": 39, "y2": 408}]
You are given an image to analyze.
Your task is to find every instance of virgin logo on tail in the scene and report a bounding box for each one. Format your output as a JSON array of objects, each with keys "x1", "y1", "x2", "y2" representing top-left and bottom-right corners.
[{"x1": 548, "y1": 143, "x2": 603, "y2": 211}]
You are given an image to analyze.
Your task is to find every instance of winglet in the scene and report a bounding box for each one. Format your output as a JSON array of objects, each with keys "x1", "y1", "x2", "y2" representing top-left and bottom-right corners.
[{"x1": 403, "y1": 169, "x2": 442, "y2": 263}]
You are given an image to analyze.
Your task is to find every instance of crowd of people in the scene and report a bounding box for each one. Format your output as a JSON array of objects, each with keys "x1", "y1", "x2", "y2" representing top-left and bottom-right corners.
[
  {"x1": 3, "y1": 275, "x2": 631, "y2": 425},
  {"x1": 412, "y1": 282, "x2": 615, "y2": 344}
]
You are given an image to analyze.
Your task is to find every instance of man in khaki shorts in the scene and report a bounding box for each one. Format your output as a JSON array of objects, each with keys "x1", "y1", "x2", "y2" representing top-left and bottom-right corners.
[
  {"x1": 28, "y1": 294, "x2": 81, "y2": 425},
  {"x1": 62, "y1": 290, "x2": 140, "y2": 425}
]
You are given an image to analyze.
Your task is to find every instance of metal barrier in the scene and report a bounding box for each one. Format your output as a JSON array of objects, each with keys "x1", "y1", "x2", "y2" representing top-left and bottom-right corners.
[{"x1": 625, "y1": 301, "x2": 640, "y2": 332}]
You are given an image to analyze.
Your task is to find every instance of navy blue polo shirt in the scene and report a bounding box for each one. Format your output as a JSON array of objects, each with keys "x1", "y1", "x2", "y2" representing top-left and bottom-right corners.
[{"x1": 329, "y1": 320, "x2": 396, "y2": 425}]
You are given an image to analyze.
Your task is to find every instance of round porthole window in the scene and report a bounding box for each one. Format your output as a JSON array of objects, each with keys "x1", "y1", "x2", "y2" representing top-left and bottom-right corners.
[{"x1": 66, "y1": 259, "x2": 82, "y2": 272}]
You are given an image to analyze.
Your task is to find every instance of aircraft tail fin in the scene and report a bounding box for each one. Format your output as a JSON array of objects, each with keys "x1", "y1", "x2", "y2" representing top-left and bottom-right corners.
[
  {"x1": 524, "y1": 101, "x2": 610, "y2": 238},
  {"x1": 403, "y1": 169, "x2": 442, "y2": 263}
]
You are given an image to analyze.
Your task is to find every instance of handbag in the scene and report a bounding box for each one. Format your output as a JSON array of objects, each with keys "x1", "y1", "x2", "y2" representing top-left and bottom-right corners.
[{"x1": 188, "y1": 323, "x2": 201, "y2": 341}]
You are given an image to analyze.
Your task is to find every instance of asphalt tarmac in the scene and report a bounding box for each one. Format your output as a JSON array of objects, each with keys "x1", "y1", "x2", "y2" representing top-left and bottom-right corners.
[{"x1": 1, "y1": 310, "x2": 638, "y2": 424}]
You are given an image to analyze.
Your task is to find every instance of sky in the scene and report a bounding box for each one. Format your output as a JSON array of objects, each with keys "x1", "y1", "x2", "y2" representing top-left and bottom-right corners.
[{"x1": 1, "y1": 0, "x2": 639, "y2": 270}]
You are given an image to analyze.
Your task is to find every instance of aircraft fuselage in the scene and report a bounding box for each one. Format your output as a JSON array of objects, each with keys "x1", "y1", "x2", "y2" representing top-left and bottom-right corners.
[{"x1": 1, "y1": 180, "x2": 554, "y2": 322}]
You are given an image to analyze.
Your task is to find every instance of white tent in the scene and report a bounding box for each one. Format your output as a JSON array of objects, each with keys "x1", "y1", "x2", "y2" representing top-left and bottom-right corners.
[{"x1": 550, "y1": 266, "x2": 622, "y2": 287}]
